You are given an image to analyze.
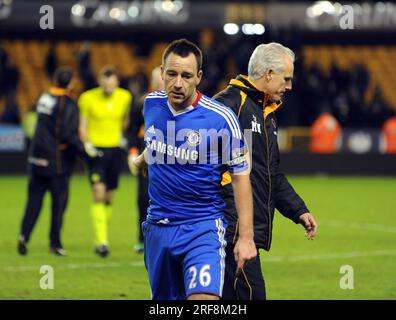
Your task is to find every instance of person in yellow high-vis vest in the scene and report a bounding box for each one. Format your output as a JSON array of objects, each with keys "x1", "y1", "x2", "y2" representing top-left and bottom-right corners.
[{"x1": 78, "y1": 66, "x2": 132, "y2": 257}]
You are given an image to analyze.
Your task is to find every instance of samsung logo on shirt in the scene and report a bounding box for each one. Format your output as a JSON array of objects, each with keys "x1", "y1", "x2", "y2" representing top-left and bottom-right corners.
[{"x1": 146, "y1": 138, "x2": 199, "y2": 162}]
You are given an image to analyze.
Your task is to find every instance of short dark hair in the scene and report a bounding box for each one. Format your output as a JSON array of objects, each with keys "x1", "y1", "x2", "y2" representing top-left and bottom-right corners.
[
  {"x1": 53, "y1": 66, "x2": 73, "y2": 88},
  {"x1": 162, "y1": 39, "x2": 203, "y2": 72},
  {"x1": 99, "y1": 66, "x2": 119, "y2": 78}
]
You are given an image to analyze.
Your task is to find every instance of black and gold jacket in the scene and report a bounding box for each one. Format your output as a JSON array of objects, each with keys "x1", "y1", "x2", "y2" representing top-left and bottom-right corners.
[
  {"x1": 28, "y1": 87, "x2": 84, "y2": 177},
  {"x1": 214, "y1": 75, "x2": 309, "y2": 251}
]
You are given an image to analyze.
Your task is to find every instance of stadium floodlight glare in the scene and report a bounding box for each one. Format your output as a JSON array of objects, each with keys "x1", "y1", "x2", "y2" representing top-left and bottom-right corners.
[
  {"x1": 253, "y1": 23, "x2": 265, "y2": 35},
  {"x1": 320, "y1": 1, "x2": 336, "y2": 14},
  {"x1": 92, "y1": 6, "x2": 105, "y2": 21},
  {"x1": 223, "y1": 23, "x2": 239, "y2": 35},
  {"x1": 306, "y1": 7, "x2": 316, "y2": 18},
  {"x1": 241, "y1": 23, "x2": 265, "y2": 35},
  {"x1": 0, "y1": 0, "x2": 12, "y2": 6},
  {"x1": 0, "y1": 0, "x2": 13, "y2": 20},
  {"x1": 376, "y1": 2, "x2": 386, "y2": 13},
  {"x1": 333, "y1": 2, "x2": 343, "y2": 14},
  {"x1": 161, "y1": 0, "x2": 184, "y2": 15},
  {"x1": 127, "y1": 5, "x2": 139, "y2": 18},
  {"x1": 109, "y1": 7, "x2": 127, "y2": 21},
  {"x1": 71, "y1": 4, "x2": 86, "y2": 16},
  {"x1": 242, "y1": 23, "x2": 255, "y2": 35},
  {"x1": 162, "y1": 0, "x2": 174, "y2": 13},
  {"x1": 172, "y1": 0, "x2": 184, "y2": 13},
  {"x1": 0, "y1": 0, "x2": 12, "y2": 8},
  {"x1": 153, "y1": 0, "x2": 162, "y2": 12},
  {"x1": 306, "y1": 1, "x2": 336, "y2": 18}
]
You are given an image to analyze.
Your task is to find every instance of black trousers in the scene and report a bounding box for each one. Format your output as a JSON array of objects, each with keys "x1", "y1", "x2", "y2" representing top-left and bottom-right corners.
[
  {"x1": 222, "y1": 243, "x2": 266, "y2": 300},
  {"x1": 20, "y1": 174, "x2": 69, "y2": 248},
  {"x1": 137, "y1": 173, "x2": 149, "y2": 242}
]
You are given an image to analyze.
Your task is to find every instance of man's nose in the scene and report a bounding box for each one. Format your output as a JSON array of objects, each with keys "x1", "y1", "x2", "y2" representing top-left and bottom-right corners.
[
  {"x1": 285, "y1": 81, "x2": 292, "y2": 91},
  {"x1": 174, "y1": 75, "x2": 182, "y2": 88}
]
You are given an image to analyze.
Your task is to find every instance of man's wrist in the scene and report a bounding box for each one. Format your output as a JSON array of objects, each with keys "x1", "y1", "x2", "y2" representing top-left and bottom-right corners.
[{"x1": 238, "y1": 230, "x2": 254, "y2": 240}]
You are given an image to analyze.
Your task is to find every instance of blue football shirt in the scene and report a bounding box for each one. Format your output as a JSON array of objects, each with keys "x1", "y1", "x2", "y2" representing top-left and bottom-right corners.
[{"x1": 143, "y1": 90, "x2": 248, "y2": 223}]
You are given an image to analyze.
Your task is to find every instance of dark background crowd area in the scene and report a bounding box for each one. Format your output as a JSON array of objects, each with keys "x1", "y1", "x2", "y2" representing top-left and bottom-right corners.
[
  {"x1": 0, "y1": 47, "x2": 20, "y2": 125},
  {"x1": 1, "y1": 28, "x2": 395, "y2": 129}
]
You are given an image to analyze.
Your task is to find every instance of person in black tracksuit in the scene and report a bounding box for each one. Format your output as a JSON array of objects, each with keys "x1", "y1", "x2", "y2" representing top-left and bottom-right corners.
[
  {"x1": 127, "y1": 66, "x2": 164, "y2": 253},
  {"x1": 214, "y1": 43, "x2": 318, "y2": 300},
  {"x1": 17, "y1": 67, "x2": 94, "y2": 256},
  {"x1": 127, "y1": 93, "x2": 148, "y2": 253}
]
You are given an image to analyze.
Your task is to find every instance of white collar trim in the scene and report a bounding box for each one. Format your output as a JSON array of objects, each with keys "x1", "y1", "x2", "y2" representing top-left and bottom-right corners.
[{"x1": 167, "y1": 101, "x2": 195, "y2": 117}]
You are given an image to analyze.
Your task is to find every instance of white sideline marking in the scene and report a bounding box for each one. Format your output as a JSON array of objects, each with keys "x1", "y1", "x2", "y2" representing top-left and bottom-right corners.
[
  {"x1": 321, "y1": 219, "x2": 396, "y2": 234},
  {"x1": 4, "y1": 249, "x2": 396, "y2": 272},
  {"x1": 3, "y1": 260, "x2": 145, "y2": 272},
  {"x1": 265, "y1": 249, "x2": 396, "y2": 263}
]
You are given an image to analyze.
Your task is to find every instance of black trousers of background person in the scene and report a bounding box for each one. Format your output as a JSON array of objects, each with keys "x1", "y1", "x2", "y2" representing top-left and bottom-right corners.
[
  {"x1": 222, "y1": 243, "x2": 266, "y2": 300},
  {"x1": 137, "y1": 172, "x2": 149, "y2": 243},
  {"x1": 20, "y1": 174, "x2": 69, "y2": 248}
]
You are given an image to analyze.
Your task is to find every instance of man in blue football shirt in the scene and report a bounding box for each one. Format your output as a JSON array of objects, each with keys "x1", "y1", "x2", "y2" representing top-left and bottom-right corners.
[{"x1": 133, "y1": 39, "x2": 257, "y2": 300}]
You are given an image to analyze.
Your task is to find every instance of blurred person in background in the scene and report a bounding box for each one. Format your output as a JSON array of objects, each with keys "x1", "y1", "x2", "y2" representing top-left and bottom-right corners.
[
  {"x1": 0, "y1": 47, "x2": 9, "y2": 100},
  {"x1": 0, "y1": 51, "x2": 20, "y2": 121},
  {"x1": 310, "y1": 108, "x2": 342, "y2": 154},
  {"x1": 0, "y1": 94, "x2": 20, "y2": 124},
  {"x1": 381, "y1": 115, "x2": 396, "y2": 154},
  {"x1": 214, "y1": 42, "x2": 318, "y2": 300},
  {"x1": 17, "y1": 67, "x2": 97, "y2": 256},
  {"x1": 78, "y1": 66, "x2": 132, "y2": 257},
  {"x1": 127, "y1": 66, "x2": 164, "y2": 253},
  {"x1": 77, "y1": 42, "x2": 96, "y2": 90},
  {"x1": 365, "y1": 86, "x2": 394, "y2": 128},
  {"x1": 45, "y1": 42, "x2": 57, "y2": 80}
]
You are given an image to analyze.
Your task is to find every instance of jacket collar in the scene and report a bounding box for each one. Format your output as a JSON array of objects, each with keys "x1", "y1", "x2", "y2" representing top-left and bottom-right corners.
[
  {"x1": 229, "y1": 75, "x2": 282, "y2": 116},
  {"x1": 49, "y1": 87, "x2": 69, "y2": 96}
]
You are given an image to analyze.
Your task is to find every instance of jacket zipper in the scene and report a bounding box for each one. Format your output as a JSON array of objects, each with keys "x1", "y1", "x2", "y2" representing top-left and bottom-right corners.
[{"x1": 263, "y1": 112, "x2": 272, "y2": 250}]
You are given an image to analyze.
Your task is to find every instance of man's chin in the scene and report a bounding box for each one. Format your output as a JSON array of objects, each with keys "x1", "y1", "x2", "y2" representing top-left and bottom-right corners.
[
  {"x1": 169, "y1": 98, "x2": 184, "y2": 109},
  {"x1": 270, "y1": 95, "x2": 281, "y2": 103}
]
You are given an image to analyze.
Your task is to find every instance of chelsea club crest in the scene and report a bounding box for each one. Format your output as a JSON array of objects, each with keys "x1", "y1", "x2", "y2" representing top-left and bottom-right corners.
[{"x1": 186, "y1": 130, "x2": 202, "y2": 147}]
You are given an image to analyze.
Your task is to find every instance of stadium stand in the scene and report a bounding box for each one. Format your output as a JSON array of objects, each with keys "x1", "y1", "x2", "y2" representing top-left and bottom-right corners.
[{"x1": 0, "y1": 39, "x2": 395, "y2": 131}]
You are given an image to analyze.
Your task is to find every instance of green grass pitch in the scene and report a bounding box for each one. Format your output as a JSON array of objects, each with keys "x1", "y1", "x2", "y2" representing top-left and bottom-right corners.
[{"x1": 0, "y1": 174, "x2": 395, "y2": 299}]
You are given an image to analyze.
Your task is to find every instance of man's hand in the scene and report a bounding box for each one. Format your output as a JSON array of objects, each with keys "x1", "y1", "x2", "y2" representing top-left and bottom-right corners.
[
  {"x1": 84, "y1": 142, "x2": 103, "y2": 158},
  {"x1": 299, "y1": 212, "x2": 318, "y2": 240},
  {"x1": 128, "y1": 154, "x2": 139, "y2": 176},
  {"x1": 234, "y1": 237, "x2": 257, "y2": 276},
  {"x1": 128, "y1": 148, "x2": 148, "y2": 176}
]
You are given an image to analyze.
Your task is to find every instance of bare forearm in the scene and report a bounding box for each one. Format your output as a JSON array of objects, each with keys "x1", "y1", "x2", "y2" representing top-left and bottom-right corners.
[{"x1": 231, "y1": 173, "x2": 254, "y2": 239}]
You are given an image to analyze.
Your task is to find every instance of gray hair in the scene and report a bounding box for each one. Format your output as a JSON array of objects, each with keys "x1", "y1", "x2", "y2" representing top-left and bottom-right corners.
[{"x1": 248, "y1": 42, "x2": 295, "y2": 79}]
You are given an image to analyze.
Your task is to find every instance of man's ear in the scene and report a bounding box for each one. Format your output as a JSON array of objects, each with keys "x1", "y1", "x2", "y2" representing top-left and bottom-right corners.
[
  {"x1": 196, "y1": 70, "x2": 203, "y2": 85},
  {"x1": 160, "y1": 65, "x2": 165, "y2": 81},
  {"x1": 266, "y1": 69, "x2": 273, "y2": 82}
]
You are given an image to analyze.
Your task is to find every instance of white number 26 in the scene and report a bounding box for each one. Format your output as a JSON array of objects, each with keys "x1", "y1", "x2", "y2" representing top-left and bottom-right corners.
[{"x1": 188, "y1": 264, "x2": 211, "y2": 289}]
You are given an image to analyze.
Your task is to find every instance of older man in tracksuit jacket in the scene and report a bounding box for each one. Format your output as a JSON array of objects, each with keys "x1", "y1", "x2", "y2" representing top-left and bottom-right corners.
[
  {"x1": 18, "y1": 67, "x2": 98, "y2": 256},
  {"x1": 214, "y1": 43, "x2": 318, "y2": 300}
]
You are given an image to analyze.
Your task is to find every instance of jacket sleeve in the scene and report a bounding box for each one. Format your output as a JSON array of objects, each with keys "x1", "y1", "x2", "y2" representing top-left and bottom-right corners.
[
  {"x1": 213, "y1": 88, "x2": 241, "y2": 116},
  {"x1": 60, "y1": 97, "x2": 85, "y2": 155},
  {"x1": 273, "y1": 172, "x2": 309, "y2": 223},
  {"x1": 272, "y1": 141, "x2": 309, "y2": 223},
  {"x1": 126, "y1": 96, "x2": 144, "y2": 151}
]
